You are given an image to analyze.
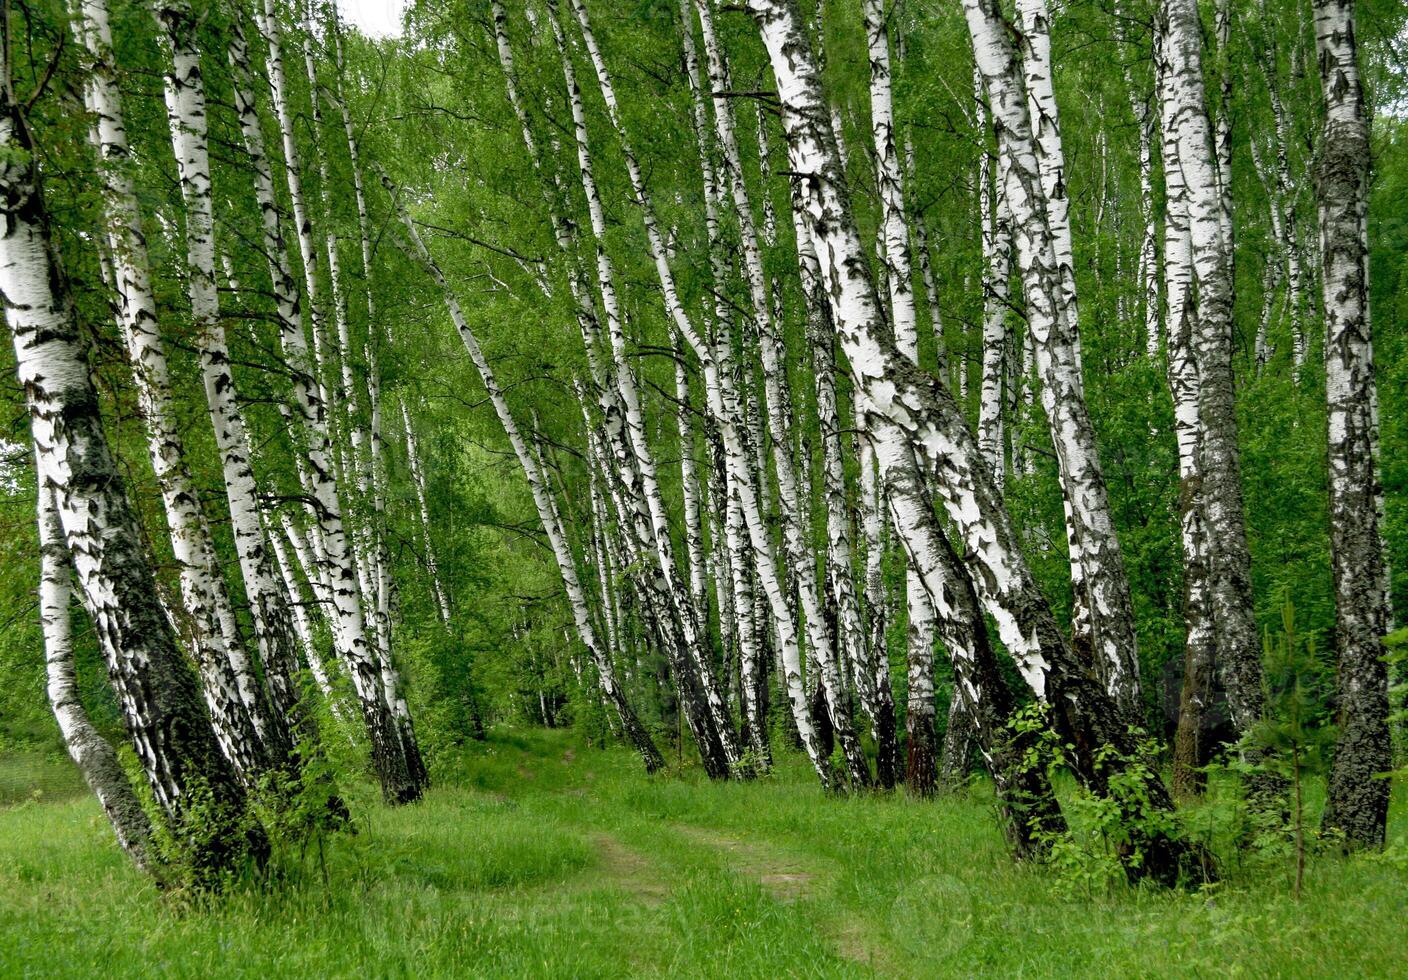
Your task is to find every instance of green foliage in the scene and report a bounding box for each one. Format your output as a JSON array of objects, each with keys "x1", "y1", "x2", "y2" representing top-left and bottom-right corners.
[
  {"x1": 1186, "y1": 602, "x2": 1343, "y2": 895},
  {"x1": 146, "y1": 775, "x2": 266, "y2": 894},
  {"x1": 1006, "y1": 703, "x2": 1198, "y2": 895}
]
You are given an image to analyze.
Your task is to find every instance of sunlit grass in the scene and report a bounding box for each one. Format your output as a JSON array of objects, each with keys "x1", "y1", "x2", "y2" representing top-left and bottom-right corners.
[{"x1": 1, "y1": 728, "x2": 1404, "y2": 977}]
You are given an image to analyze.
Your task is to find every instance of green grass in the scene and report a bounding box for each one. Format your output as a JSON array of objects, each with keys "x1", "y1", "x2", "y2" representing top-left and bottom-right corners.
[{"x1": 2, "y1": 729, "x2": 1405, "y2": 977}]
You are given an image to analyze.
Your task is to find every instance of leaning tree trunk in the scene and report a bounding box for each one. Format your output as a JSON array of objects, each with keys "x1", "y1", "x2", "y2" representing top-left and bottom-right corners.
[
  {"x1": 1158, "y1": 0, "x2": 1268, "y2": 757},
  {"x1": 675, "y1": 355, "x2": 711, "y2": 622},
  {"x1": 400, "y1": 401, "x2": 452, "y2": 624},
  {"x1": 154, "y1": 0, "x2": 307, "y2": 748},
  {"x1": 970, "y1": 0, "x2": 1142, "y2": 721},
  {"x1": 384, "y1": 176, "x2": 666, "y2": 776},
  {"x1": 71, "y1": 0, "x2": 277, "y2": 780},
  {"x1": 749, "y1": 0, "x2": 1193, "y2": 879},
  {"x1": 857, "y1": 0, "x2": 941, "y2": 794},
  {"x1": 285, "y1": 0, "x2": 422, "y2": 784},
  {"x1": 328, "y1": 5, "x2": 395, "y2": 657},
  {"x1": 976, "y1": 93, "x2": 1012, "y2": 490},
  {"x1": 681, "y1": 3, "x2": 770, "y2": 764},
  {"x1": 38, "y1": 483, "x2": 156, "y2": 873},
  {"x1": 558, "y1": 0, "x2": 834, "y2": 782},
  {"x1": 230, "y1": 8, "x2": 426, "y2": 803},
  {"x1": 1312, "y1": 0, "x2": 1391, "y2": 850},
  {"x1": 794, "y1": 182, "x2": 898, "y2": 785},
  {"x1": 552, "y1": 0, "x2": 744, "y2": 769},
  {"x1": 2, "y1": 95, "x2": 254, "y2": 876},
  {"x1": 496, "y1": 0, "x2": 743, "y2": 773},
  {"x1": 1116, "y1": 4, "x2": 1162, "y2": 359},
  {"x1": 694, "y1": 0, "x2": 868, "y2": 786}
]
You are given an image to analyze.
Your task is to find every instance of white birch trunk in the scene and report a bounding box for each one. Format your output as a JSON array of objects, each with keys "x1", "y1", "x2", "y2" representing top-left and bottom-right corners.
[
  {"x1": 694, "y1": 0, "x2": 866, "y2": 784},
  {"x1": 2, "y1": 99, "x2": 251, "y2": 864},
  {"x1": 266, "y1": 513, "x2": 344, "y2": 717},
  {"x1": 1157, "y1": 62, "x2": 1218, "y2": 798},
  {"x1": 1313, "y1": 0, "x2": 1391, "y2": 849},
  {"x1": 795, "y1": 183, "x2": 899, "y2": 785},
  {"x1": 229, "y1": 9, "x2": 425, "y2": 802},
  {"x1": 968, "y1": 0, "x2": 1142, "y2": 718},
  {"x1": 38, "y1": 482, "x2": 155, "y2": 872},
  {"x1": 155, "y1": 0, "x2": 306, "y2": 746},
  {"x1": 977, "y1": 99, "x2": 1012, "y2": 489},
  {"x1": 1158, "y1": 0, "x2": 1266, "y2": 747},
  {"x1": 72, "y1": 0, "x2": 275, "y2": 777},
  {"x1": 749, "y1": 0, "x2": 1185, "y2": 863},
  {"x1": 385, "y1": 180, "x2": 666, "y2": 774},
  {"x1": 862, "y1": 0, "x2": 917, "y2": 354},
  {"x1": 400, "y1": 401, "x2": 452, "y2": 624},
  {"x1": 676, "y1": 355, "x2": 711, "y2": 620},
  {"x1": 556, "y1": 0, "x2": 792, "y2": 776}
]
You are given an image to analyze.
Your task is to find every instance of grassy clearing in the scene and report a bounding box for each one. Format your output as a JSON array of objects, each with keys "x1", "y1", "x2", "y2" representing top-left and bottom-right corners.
[{"x1": 2, "y1": 729, "x2": 1405, "y2": 977}]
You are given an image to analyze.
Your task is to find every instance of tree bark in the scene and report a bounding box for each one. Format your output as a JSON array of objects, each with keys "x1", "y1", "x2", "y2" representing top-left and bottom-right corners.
[
  {"x1": 694, "y1": 0, "x2": 867, "y2": 786},
  {"x1": 1312, "y1": 0, "x2": 1391, "y2": 849},
  {"x1": 969, "y1": 0, "x2": 1142, "y2": 721},
  {"x1": 1158, "y1": 0, "x2": 1268, "y2": 755},
  {"x1": 552, "y1": 0, "x2": 745, "y2": 769},
  {"x1": 400, "y1": 401, "x2": 452, "y2": 623},
  {"x1": 2, "y1": 95, "x2": 255, "y2": 875},
  {"x1": 1156, "y1": 42, "x2": 1219, "y2": 801},
  {"x1": 38, "y1": 482, "x2": 156, "y2": 873}
]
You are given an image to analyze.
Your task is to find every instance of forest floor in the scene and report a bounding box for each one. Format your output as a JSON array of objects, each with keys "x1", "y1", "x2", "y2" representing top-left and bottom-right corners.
[{"x1": 2, "y1": 728, "x2": 1406, "y2": 977}]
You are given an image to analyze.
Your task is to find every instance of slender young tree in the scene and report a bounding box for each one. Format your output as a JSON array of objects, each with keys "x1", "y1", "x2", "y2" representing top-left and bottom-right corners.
[
  {"x1": 693, "y1": 0, "x2": 868, "y2": 786},
  {"x1": 382, "y1": 172, "x2": 667, "y2": 775},
  {"x1": 400, "y1": 401, "x2": 452, "y2": 624},
  {"x1": 976, "y1": 79, "x2": 1012, "y2": 489}
]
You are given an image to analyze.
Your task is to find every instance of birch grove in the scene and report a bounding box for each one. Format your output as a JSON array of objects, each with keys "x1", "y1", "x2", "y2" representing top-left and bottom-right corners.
[{"x1": 2, "y1": 0, "x2": 1404, "y2": 893}]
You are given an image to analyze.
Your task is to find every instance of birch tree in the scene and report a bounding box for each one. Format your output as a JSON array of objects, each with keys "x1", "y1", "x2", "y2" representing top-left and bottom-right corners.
[
  {"x1": 154, "y1": 0, "x2": 308, "y2": 746},
  {"x1": 1, "y1": 89, "x2": 255, "y2": 874},
  {"x1": 747, "y1": 0, "x2": 1189, "y2": 876},
  {"x1": 967, "y1": 0, "x2": 1142, "y2": 720},
  {"x1": 231, "y1": 8, "x2": 427, "y2": 802},
  {"x1": 1158, "y1": 0, "x2": 1269, "y2": 759},
  {"x1": 1157, "y1": 53, "x2": 1218, "y2": 799},
  {"x1": 71, "y1": 0, "x2": 280, "y2": 779},
  {"x1": 1312, "y1": 0, "x2": 1391, "y2": 849},
  {"x1": 38, "y1": 483, "x2": 155, "y2": 873},
  {"x1": 381, "y1": 171, "x2": 668, "y2": 775},
  {"x1": 692, "y1": 0, "x2": 868, "y2": 785}
]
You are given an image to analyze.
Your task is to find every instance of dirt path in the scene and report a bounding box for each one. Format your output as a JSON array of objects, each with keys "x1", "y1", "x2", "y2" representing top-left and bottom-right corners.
[
  {"x1": 670, "y1": 823, "x2": 892, "y2": 972},
  {"x1": 670, "y1": 824, "x2": 817, "y2": 902},
  {"x1": 586, "y1": 832, "x2": 671, "y2": 906}
]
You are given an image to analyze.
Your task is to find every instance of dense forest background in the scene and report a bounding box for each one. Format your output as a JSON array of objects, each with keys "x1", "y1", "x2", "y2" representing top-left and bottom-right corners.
[
  {"x1": 1, "y1": 0, "x2": 1407, "y2": 899},
  {"x1": 4, "y1": 0, "x2": 1405, "y2": 762}
]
